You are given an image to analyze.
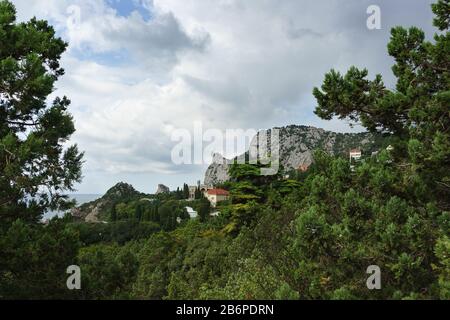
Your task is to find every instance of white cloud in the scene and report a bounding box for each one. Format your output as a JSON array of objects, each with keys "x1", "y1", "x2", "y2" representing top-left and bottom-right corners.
[{"x1": 10, "y1": 0, "x2": 436, "y2": 193}]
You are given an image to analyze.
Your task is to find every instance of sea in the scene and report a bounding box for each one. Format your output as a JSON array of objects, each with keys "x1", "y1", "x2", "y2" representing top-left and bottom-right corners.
[{"x1": 43, "y1": 194, "x2": 102, "y2": 220}]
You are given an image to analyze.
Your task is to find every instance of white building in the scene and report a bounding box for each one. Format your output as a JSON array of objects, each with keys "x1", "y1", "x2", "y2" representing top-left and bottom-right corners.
[{"x1": 349, "y1": 148, "x2": 362, "y2": 161}]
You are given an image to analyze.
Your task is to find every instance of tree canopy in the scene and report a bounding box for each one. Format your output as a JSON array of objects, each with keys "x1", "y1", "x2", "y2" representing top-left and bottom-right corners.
[{"x1": 0, "y1": 0, "x2": 83, "y2": 227}]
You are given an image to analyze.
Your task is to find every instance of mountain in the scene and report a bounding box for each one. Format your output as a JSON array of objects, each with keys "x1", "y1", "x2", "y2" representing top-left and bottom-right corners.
[
  {"x1": 204, "y1": 125, "x2": 386, "y2": 185},
  {"x1": 155, "y1": 184, "x2": 170, "y2": 194},
  {"x1": 71, "y1": 182, "x2": 145, "y2": 222}
]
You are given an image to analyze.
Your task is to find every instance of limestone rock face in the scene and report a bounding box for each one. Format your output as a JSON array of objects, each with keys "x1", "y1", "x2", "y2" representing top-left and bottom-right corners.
[
  {"x1": 204, "y1": 125, "x2": 382, "y2": 185},
  {"x1": 155, "y1": 184, "x2": 170, "y2": 194},
  {"x1": 204, "y1": 153, "x2": 231, "y2": 186}
]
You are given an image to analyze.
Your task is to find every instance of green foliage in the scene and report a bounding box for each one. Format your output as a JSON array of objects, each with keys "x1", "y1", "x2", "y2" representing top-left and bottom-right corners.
[
  {"x1": 77, "y1": 243, "x2": 138, "y2": 299},
  {"x1": 68, "y1": 220, "x2": 160, "y2": 246},
  {"x1": 167, "y1": 233, "x2": 230, "y2": 299},
  {"x1": 132, "y1": 232, "x2": 178, "y2": 299},
  {"x1": 434, "y1": 236, "x2": 450, "y2": 299},
  {"x1": 0, "y1": 0, "x2": 84, "y2": 299},
  {"x1": 432, "y1": 0, "x2": 450, "y2": 31},
  {"x1": 197, "y1": 197, "x2": 211, "y2": 222},
  {"x1": 0, "y1": 0, "x2": 83, "y2": 226},
  {"x1": 183, "y1": 183, "x2": 190, "y2": 199},
  {"x1": 157, "y1": 200, "x2": 186, "y2": 231},
  {"x1": 0, "y1": 218, "x2": 80, "y2": 298},
  {"x1": 296, "y1": 2, "x2": 450, "y2": 298}
]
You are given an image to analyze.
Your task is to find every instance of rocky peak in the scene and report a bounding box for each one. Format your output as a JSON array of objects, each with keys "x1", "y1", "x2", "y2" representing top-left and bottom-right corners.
[
  {"x1": 204, "y1": 124, "x2": 383, "y2": 185},
  {"x1": 105, "y1": 182, "x2": 138, "y2": 198},
  {"x1": 156, "y1": 184, "x2": 170, "y2": 194},
  {"x1": 71, "y1": 182, "x2": 142, "y2": 222}
]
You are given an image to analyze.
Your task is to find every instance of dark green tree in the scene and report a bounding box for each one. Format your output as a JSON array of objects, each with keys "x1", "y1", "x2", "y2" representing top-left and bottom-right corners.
[
  {"x1": 134, "y1": 203, "x2": 143, "y2": 221},
  {"x1": 313, "y1": 0, "x2": 449, "y2": 210},
  {"x1": 183, "y1": 183, "x2": 190, "y2": 199},
  {"x1": 194, "y1": 186, "x2": 202, "y2": 199},
  {"x1": 0, "y1": 0, "x2": 83, "y2": 227},
  {"x1": 293, "y1": 0, "x2": 450, "y2": 299},
  {"x1": 0, "y1": 218, "x2": 80, "y2": 298},
  {"x1": 77, "y1": 243, "x2": 138, "y2": 299},
  {"x1": 198, "y1": 197, "x2": 211, "y2": 222},
  {"x1": 110, "y1": 203, "x2": 117, "y2": 222}
]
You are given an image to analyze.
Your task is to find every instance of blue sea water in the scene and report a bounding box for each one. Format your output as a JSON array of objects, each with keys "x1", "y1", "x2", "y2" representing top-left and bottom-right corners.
[{"x1": 43, "y1": 194, "x2": 101, "y2": 220}]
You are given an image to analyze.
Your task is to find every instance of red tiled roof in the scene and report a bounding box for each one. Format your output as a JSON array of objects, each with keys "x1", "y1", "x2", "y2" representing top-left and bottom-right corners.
[{"x1": 207, "y1": 188, "x2": 229, "y2": 196}]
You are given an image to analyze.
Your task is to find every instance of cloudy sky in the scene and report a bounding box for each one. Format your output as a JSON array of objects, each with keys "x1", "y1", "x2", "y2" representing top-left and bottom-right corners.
[{"x1": 12, "y1": 0, "x2": 436, "y2": 194}]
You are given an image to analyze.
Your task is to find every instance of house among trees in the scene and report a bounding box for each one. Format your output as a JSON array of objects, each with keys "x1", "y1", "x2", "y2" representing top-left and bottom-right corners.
[
  {"x1": 298, "y1": 164, "x2": 310, "y2": 172},
  {"x1": 188, "y1": 184, "x2": 214, "y2": 200},
  {"x1": 188, "y1": 186, "x2": 197, "y2": 200},
  {"x1": 349, "y1": 148, "x2": 362, "y2": 171},
  {"x1": 349, "y1": 148, "x2": 362, "y2": 161},
  {"x1": 205, "y1": 188, "x2": 230, "y2": 207}
]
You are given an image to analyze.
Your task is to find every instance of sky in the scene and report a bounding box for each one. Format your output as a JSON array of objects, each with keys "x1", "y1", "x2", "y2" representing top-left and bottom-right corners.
[{"x1": 11, "y1": 0, "x2": 436, "y2": 194}]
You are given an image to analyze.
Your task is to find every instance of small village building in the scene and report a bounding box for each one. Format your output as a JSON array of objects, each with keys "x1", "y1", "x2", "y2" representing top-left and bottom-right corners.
[
  {"x1": 188, "y1": 184, "x2": 213, "y2": 200},
  {"x1": 188, "y1": 186, "x2": 197, "y2": 200},
  {"x1": 205, "y1": 188, "x2": 230, "y2": 207},
  {"x1": 349, "y1": 148, "x2": 362, "y2": 161},
  {"x1": 298, "y1": 164, "x2": 309, "y2": 172}
]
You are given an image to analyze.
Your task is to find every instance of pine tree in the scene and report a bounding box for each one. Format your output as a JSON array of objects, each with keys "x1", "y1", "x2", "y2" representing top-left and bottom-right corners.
[
  {"x1": 0, "y1": 0, "x2": 84, "y2": 227},
  {"x1": 183, "y1": 183, "x2": 190, "y2": 199}
]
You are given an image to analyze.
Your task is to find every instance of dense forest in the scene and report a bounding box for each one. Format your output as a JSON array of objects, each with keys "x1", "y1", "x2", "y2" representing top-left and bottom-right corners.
[{"x1": 0, "y1": 0, "x2": 449, "y2": 299}]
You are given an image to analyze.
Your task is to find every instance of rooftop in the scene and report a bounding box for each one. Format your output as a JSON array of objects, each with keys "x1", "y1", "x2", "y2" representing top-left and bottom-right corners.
[{"x1": 207, "y1": 188, "x2": 229, "y2": 196}]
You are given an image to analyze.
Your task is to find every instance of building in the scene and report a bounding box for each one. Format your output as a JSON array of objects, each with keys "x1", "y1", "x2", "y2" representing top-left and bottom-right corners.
[
  {"x1": 349, "y1": 148, "x2": 362, "y2": 161},
  {"x1": 188, "y1": 186, "x2": 197, "y2": 200},
  {"x1": 205, "y1": 188, "x2": 230, "y2": 207},
  {"x1": 298, "y1": 164, "x2": 309, "y2": 172},
  {"x1": 188, "y1": 184, "x2": 213, "y2": 200},
  {"x1": 349, "y1": 148, "x2": 362, "y2": 171}
]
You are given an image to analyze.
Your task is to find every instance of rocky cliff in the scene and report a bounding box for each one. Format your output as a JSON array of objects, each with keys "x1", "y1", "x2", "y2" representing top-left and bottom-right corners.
[
  {"x1": 155, "y1": 184, "x2": 170, "y2": 194},
  {"x1": 204, "y1": 125, "x2": 384, "y2": 185}
]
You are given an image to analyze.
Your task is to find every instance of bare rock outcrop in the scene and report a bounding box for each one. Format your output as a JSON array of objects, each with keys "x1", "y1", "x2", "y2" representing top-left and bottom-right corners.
[
  {"x1": 155, "y1": 184, "x2": 170, "y2": 194},
  {"x1": 204, "y1": 125, "x2": 382, "y2": 185}
]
